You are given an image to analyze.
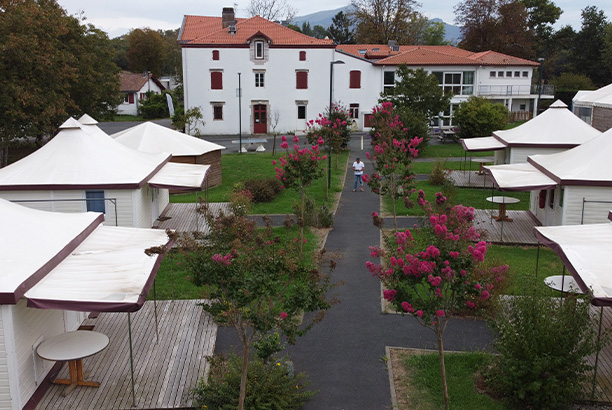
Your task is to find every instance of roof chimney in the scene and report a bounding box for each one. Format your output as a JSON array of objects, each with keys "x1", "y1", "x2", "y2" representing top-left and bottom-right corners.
[{"x1": 222, "y1": 7, "x2": 235, "y2": 29}]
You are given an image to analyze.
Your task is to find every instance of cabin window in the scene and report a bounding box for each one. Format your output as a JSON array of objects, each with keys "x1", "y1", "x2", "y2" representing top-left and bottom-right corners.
[
  {"x1": 86, "y1": 190, "x2": 105, "y2": 213},
  {"x1": 383, "y1": 71, "x2": 395, "y2": 92},
  {"x1": 548, "y1": 189, "x2": 555, "y2": 209},
  {"x1": 559, "y1": 187, "x2": 564, "y2": 207}
]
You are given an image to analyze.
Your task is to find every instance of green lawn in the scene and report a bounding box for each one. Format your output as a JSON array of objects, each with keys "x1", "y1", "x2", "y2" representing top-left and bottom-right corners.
[
  {"x1": 384, "y1": 181, "x2": 530, "y2": 217},
  {"x1": 171, "y1": 151, "x2": 349, "y2": 214},
  {"x1": 420, "y1": 142, "x2": 493, "y2": 158},
  {"x1": 395, "y1": 350, "x2": 503, "y2": 410}
]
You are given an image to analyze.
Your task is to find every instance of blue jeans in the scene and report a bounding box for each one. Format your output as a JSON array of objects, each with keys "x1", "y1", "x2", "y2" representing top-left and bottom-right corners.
[{"x1": 354, "y1": 174, "x2": 363, "y2": 190}]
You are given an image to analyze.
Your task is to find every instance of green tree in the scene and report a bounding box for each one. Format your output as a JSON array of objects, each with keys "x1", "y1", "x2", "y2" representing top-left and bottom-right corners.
[
  {"x1": 0, "y1": 0, "x2": 121, "y2": 167},
  {"x1": 424, "y1": 21, "x2": 448, "y2": 45},
  {"x1": 453, "y1": 96, "x2": 508, "y2": 138},
  {"x1": 301, "y1": 21, "x2": 313, "y2": 36},
  {"x1": 350, "y1": 0, "x2": 421, "y2": 44},
  {"x1": 126, "y1": 28, "x2": 165, "y2": 77},
  {"x1": 522, "y1": 0, "x2": 562, "y2": 54},
  {"x1": 158, "y1": 29, "x2": 182, "y2": 77},
  {"x1": 572, "y1": 6, "x2": 610, "y2": 86},
  {"x1": 603, "y1": 24, "x2": 612, "y2": 75},
  {"x1": 246, "y1": 0, "x2": 297, "y2": 22},
  {"x1": 327, "y1": 11, "x2": 355, "y2": 44},
  {"x1": 110, "y1": 35, "x2": 129, "y2": 70},
  {"x1": 183, "y1": 214, "x2": 336, "y2": 410},
  {"x1": 311, "y1": 24, "x2": 329, "y2": 39}
]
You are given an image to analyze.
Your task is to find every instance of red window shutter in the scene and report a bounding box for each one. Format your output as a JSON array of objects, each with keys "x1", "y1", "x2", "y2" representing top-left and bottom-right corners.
[
  {"x1": 296, "y1": 72, "x2": 308, "y2": 89},
  {"x1": 364, "y1": 114, "x2": 373, "y2": 128},
  {"x1": 211, "y1": 72, "x2": 223, "y2": 90},
  {"x1": 539, "y1": 190, "x2": 546, "y2": 209},
  {"x1": 350, "y1": 71, "x2": 361, "y2": 89},
  {"x1": 213, "y1": 50, "x2": 219, "y2": 60},
  {"x1": 299, "y1": 51, "x2": 306, "y2": 61},
  {"x1": 128, "y1": 93, "x2": 134, "y2": 104}
]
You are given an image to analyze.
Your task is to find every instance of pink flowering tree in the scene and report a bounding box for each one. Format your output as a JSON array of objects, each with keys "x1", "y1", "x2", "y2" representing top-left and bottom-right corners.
[
  {"x1": 274, "y1": 135, "x2": 326, "y2": 249},
  {"x1": 183, "y1": 214, "x2": 336, "y2": 410},
  {"x1": 367, "y1": 191, "x2": 508, "y2": 410},
  {"x1": 305, "y1": 103, "x2": 351, "y2": 169},
  {"x1": 363, "y1": 136, "x2": 422, "y2": 230}
]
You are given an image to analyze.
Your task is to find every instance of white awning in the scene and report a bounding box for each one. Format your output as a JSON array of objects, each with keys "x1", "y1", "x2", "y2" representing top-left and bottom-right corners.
[
  {"x1": 534, "y1": 222, "x2": 612, "y2": 306},
  {"x1": 25, "y1": 225, "x2": 170, "y2": 312},
  {"x1": 148, "y1": 162, "x2": 210, "y2": 192},
  {"x1": 461, "y1": 137, "x2": 505, "y2": 152},
  {"x1": 484, "y1": 162, "x2": 557, "y2": 191}
]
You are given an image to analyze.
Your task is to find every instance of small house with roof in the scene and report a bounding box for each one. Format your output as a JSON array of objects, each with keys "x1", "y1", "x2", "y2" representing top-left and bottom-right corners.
[
  {"x1": 118, "y1": 71, "x2": 166, "y2": 116},
  {"x1": 572, "y1": 83, "x2": 612, "y2": 132},
  {"x1": 0, "y1": 198, "x2": 170, "y2": 409},
  {"x1": 112, "y1": 121, "x2": 225, "y2": 187},
  {"x1": 179, "y1": 8, "x2": 552, "y2": 135},
  {"x1": 0, "y1": 117, "x2": 209, "y2": 227},
  {"x1": 462, "y1": 100, "x2": 601, "y2": 165}
]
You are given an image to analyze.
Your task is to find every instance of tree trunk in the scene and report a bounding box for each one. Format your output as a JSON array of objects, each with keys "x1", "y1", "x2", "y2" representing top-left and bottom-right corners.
[
  {"x1": 436, "y1": 324, "x2": 450, "y2": 410},
  {"x1": 392, "y1": 194, "x2": 397, "y2": 230},
  {"x1": 238, "y1": 343, "x2": 250, "y2": 410},
  {"x1": 0, "y1": 145, "x2": 8, "y2": 168},
  {"x1": 299, "y1": 191, "x2": 305, "y2": 254}
]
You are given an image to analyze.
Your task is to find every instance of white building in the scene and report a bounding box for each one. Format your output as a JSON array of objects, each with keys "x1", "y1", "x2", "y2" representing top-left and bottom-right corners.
[
  {"x1": 179, "y1": 8, "x2": 553, "y2": 136},
  {"x1": 572, "y1": 83, "x2": 612, "y2": 132},
  {"x1": 117, "y1": 71, "x2": 165, "y2": 116}
]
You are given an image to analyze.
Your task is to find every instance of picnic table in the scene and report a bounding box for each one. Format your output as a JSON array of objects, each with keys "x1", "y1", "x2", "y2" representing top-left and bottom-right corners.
[
  {"x1": 231, "y1": 138, "x2": 267, "y2": 152},
  {"x1": 438, "y1": 129, "x2": 459, "y2": 144}
]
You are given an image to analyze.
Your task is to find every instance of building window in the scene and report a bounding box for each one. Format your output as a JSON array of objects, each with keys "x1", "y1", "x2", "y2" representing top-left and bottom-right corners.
[
  {"x1": 519, "y1": 104, "x2": 526, "y2": 110},
  {"x1": 383, "y1": 71, "x2": 395, "y2": 92},
  {"x1": 86, "y1": 190, "x2": 105, "y2": 213},
  {"x1": 297, "y1": 105, "x2": 306, "y2": 119},
  {"x1": 514, "y1": 71, "x2": 520, "y2": 77},
  {"x1": 212, "y1": 50, "x2": 219, "y2": 60},
  {"x1": 506, "y1": 71, "x2": 512, "y2": 77},
  {"x1": 490, "y1": 71, "x2": 497, "y2": 78},
  {"x1": 255, "y1": 40, "x2": 264, "y2": 59},
  {"x1": 498, "y1": 71, "x2": 504, "y2": 77},
  {"x1": 255, "y1": 72, "x2": 265, "y2": 87},
  {"x1": 213, "y1": 105, "x2": 223, "y2": 120},
  {"x1": 548, "y1": 189, "x2": 555, "y2": 209},
  {"x1": 299, "y1": 51, "x2": 306, "y2": 61},
  {"x1": 522, "y1": 71, "x2": 528, "y2": 77},
  {"x1": 124, "y1": 93, "x2": 130, "y2": 103},
  {"x1": 349, "y1": 71, "x2": 361, "y2": 89},
  {"x1": 349, "y1": 103, "x2": 359, "y2": 118},
  {"x1": 462, "y1": 71, "x2": 474, "y2": 95},
  {"x1": 296, "y1": 71, "x2": 308, "y2": 89},
  {"x1": 211, "y1": 71, "x2": 223, "y2": 90},
  {"x1": 443, "y1": 73, "x2": 461, "y2": 94}
]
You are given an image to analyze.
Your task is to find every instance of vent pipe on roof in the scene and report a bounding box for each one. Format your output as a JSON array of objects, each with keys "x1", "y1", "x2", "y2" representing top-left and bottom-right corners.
[{"x1": 222, "y1": 7, "x2": 236, "y2": 29}]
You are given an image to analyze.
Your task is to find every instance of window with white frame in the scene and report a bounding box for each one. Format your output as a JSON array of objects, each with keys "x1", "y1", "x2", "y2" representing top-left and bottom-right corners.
[
  {"x1": 490, "y1": 71, "x2": 497, "y2": 78},
  {"x1": 432, "y1": 71, "x2": 474, "y2": 95},
  {"x1": 255, "y1": 40, "x2": 264, "y2": 59},
  {"x1": 255, "y1": 72, "x2": 265, "y2": 87},
  {"x1": 297, "y1": 105, "x2": 306, "y2": 119},
  {"x1": 383, "y1": 71, "x2": 395, "y2": 92},
  {"x1": 349, "y1": 103, "x2": 359, "y2": 119}
]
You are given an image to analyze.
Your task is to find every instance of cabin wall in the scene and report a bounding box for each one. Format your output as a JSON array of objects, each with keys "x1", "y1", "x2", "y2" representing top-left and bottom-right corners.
[
  {"x1": 563, "y1": 186, "x2": 612, "y2": 225},
  {"x1": 171, "y1": 150, "x2": 223, "y2": 187},
  {"x1": 0, "y1": 307, "x2": 14, "y2": 410},
  {"x1": 508, "y1": 147, "x2": 570, "y2": 164}
]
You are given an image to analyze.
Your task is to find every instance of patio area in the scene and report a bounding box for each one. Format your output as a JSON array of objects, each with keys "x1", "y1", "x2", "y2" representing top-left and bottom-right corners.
[
  {"x1": 155, "y1": 202, "x2": 231, "y2": 234},
  {"x1": 34, "y1": 299, "x2": 216, "y2": 410},
  {"x1": 448, "y1": 169, "x2": 495, "y2": 188},
  {"x1": 473, "y1": 209, "x2": 540, "y2": 245}
]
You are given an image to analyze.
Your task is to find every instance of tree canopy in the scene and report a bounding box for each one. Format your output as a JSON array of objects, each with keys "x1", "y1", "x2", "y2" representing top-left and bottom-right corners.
[
  {"x1": 327, "y1": 11, "x2": 355, "y2": 44},
  {"x1": 350, "y1": 0, "x2": 423, "y2": 44},
  {"x1": 246, "y1": 0, "x2": 297, "y2": 22},
  {"x1": 126, "y1": 28, "x2": 166, "y2": 77},
  {"x1": 0, "y1": 0, "x2": 121, "y2": 166}
]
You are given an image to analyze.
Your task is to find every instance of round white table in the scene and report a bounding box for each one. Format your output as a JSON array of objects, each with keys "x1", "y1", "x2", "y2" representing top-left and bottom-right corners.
[
  {"x1": 37, "y1": 330, "x2": 109, "y2": 395},
  {"x1": 486, "y1": 196, "x2": 520, "y2": 222},
  {"x1": 471, "y1": 156, "x2": 494, "y2": 175},
  {"x1": 544, "y1": 275, "x2": 584, "y2": 294}
]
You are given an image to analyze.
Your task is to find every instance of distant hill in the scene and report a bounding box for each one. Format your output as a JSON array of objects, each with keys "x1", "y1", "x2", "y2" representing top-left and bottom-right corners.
[{"x1": 292, "y1": 6, "x2": 462, "y2": 44}]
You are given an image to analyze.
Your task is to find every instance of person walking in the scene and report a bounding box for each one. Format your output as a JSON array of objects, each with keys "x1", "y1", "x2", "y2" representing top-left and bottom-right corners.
[{"x1": 352, "y1": 157, "x2": 365, "y2": 191}]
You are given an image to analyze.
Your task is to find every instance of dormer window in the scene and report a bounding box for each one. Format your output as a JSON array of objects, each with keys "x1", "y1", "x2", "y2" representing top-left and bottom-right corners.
[{"x1": 255, "y1": 40, "x2": 264, "y2": 59}]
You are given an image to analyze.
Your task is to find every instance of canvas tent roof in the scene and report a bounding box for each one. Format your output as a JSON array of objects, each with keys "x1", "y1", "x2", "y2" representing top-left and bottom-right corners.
[
  {"x1": 0, "y1": 199, "x2": 170, "y2": 311},
  {"x1": 572, "y1": 83, "x2": 612, "y2": 107},
  {"x1": 112, "y1": 122, "x2": 225, "y2": 156},
  {"x1": 78, "y1": 113, "x2": 112, "y2": 139},
  {"x1": 484, "y1": 162, "x2": 557, "y2": 191},
  {"x1": 493, "y1": 100, "x2": 601, "y2": 147},
  {"x1": 461, "y1": 136, "x2": 506, "y2": 152},
  {"x1": 528, "y1": 127, "x2": 612, "y2": 187},
  {"x1": 0, "y1": 118, "x2": 210, "y2": 191},
  {"x1": 534, "y1": 217, "x2": 612, "y2": 306}
]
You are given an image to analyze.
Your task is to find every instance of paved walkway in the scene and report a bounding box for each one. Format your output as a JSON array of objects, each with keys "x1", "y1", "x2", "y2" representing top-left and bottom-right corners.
[{"x1": 214, "y1": 136, "x2": 493, "y2": 409}]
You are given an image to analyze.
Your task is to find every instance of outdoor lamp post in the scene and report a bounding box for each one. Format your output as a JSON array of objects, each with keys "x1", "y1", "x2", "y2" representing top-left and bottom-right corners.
[
  {"x1": 328, "y1": 60, "x2": 345, "y2": 188},
  {"x1": 238, "y1": 72, "x2": 242, "y2": 152},
  {"x1": 536, "y1": 58, "x2": 545, "y2": 116}
]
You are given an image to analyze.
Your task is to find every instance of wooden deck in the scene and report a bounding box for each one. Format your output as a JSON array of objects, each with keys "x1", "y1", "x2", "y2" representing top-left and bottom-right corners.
[
  {"x1": 35, "y1": 300, "x2": 216, "y2": 410},
  {"x1": 154, "y1": 202, "x2": 231, "y2": 234},
  {"x1": 448, "y1": 169, "x2": 495, "y2": 188},
  {"x1": 473, "y1": 209, "x2": 540, "y2": 245}
]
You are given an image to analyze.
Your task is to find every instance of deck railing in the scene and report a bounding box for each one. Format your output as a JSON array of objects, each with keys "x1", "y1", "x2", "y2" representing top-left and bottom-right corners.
[{"x1": 478, "y1": 84, "x2": 554, "y2": 96}]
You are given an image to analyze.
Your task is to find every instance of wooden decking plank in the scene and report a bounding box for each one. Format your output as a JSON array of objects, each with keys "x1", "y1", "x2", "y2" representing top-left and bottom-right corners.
[
  {"x1": 473, "y1": 209, "x2": 539, "y2": 245},
  {"x1": 35, "y1": 300, "x2": 216, "y2": 410},
  {"x1": 156, "y1": 202, "x2": 230, "y2": 234},
  {"x1": 448, "y1": 169, "x2": 495, "y2": 189}
]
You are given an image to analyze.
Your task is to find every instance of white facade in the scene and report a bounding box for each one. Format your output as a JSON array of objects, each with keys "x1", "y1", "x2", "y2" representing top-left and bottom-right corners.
[
  {"x1": 118, "y1": 79, "x2": 164, "y2": 116},
  {"x1": 0, "y1": 187, "x2": 169, "y2": 228},
  {"x1": 530, "y1": 185, "x2": 612, "y2": 226},
  {"x1": 183, "y1": 46, "x2": 337, "y2": 135}
]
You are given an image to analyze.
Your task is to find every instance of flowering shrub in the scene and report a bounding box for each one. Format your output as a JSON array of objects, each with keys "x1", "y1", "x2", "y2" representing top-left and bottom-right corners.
[
  {"x1": 274, "y1": 135, "x2": 326, "y2": 249},
  {"x1": 363, "y1": 135, "x2": 422, "y2": 229},
  {"x1": 305, "y1": 103, "x2": 351, "y2": 168},
  {"x1": 367, "y1": 191, "x2": 508, "y2": 410}
]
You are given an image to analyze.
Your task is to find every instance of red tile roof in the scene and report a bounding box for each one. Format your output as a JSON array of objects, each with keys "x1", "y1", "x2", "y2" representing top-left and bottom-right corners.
[
  {"x1": 180, "y1": 15, "x2": 334, "y2": 47},
  {"x1": 336, "y1": 44, "x2": 539, "y2": 67},
  {"x1": 120, "y1": 71, "x2": 165, "y2": 92}
]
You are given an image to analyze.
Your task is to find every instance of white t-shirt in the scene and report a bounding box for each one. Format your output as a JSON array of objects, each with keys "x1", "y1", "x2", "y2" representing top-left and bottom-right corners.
[{"x1": 353, "y1": 161, "x2": 365, "y2": 175}]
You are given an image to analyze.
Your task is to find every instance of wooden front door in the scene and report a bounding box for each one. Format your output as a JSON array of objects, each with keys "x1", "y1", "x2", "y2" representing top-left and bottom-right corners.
[{"x1": 253, "y1": 104, "x2": 267, "y2": 134}]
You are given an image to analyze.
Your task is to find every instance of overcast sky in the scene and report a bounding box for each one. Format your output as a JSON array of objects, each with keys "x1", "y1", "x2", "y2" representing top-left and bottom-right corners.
[{"x1": 57, "y1": 0, "x2": 611, "y2": 39}]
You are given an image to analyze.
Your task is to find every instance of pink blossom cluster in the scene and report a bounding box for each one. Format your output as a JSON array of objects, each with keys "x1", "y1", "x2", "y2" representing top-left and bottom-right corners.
[
  {"x1": 212, "y1": 252, "x2": 233, "y2": 266},
  {"x1": 383, "y1": 289, "x2": 397, "y2": 301}
]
